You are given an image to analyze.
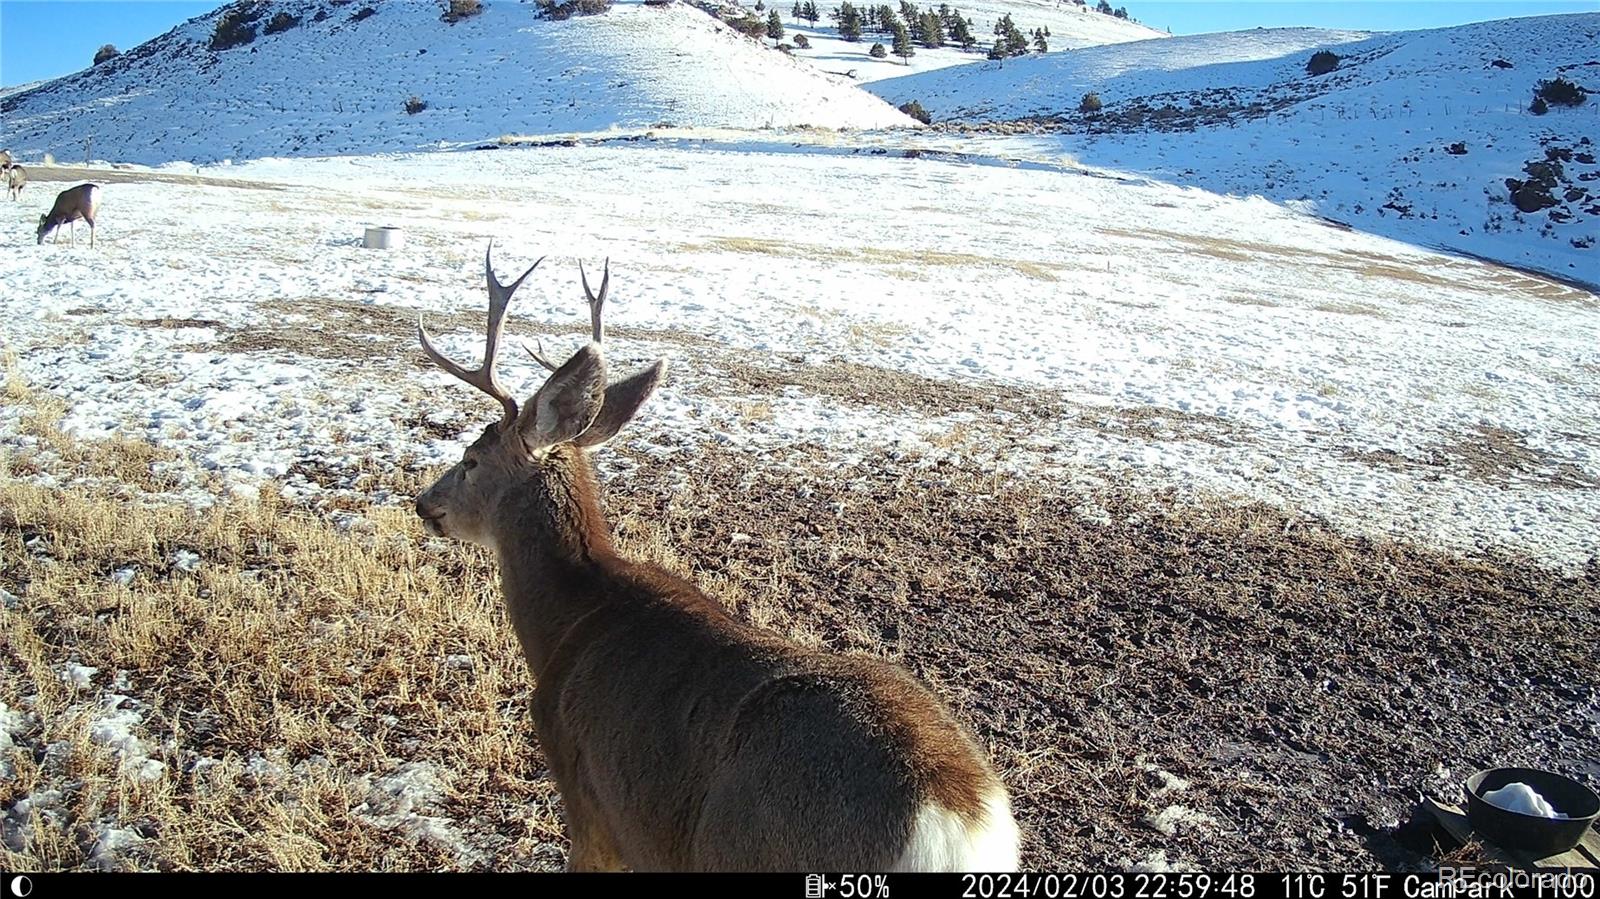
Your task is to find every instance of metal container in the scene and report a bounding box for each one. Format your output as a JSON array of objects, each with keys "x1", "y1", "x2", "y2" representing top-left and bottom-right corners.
[
  {"x1": 1464, "y1": 767, "x2": 1599, "y2": 857},
  {"x1": 363, "y1": 226, "x2": 404, "y2": 250}
]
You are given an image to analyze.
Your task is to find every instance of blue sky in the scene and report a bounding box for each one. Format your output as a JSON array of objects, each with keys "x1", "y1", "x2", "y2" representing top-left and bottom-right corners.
[{"x1": 0, "y1": 1, "x2": 1595, "y2": 87}]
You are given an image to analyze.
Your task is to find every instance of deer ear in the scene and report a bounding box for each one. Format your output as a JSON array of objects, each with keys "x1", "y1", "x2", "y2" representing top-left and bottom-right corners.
[
  {"x1": 516, "y1": 344, "x2": 606, "y2": 450},
  {"x1": 573, "y1": 360, "x2": 668, "y2": 448}
]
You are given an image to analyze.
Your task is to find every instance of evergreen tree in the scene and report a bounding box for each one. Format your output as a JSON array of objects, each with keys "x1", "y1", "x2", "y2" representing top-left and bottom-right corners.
[
  {"x1": 986, "y1": 37, "x2": 1005, "y2": 60},
  {"x1": 994, "y1": 13, "x2": 1026, "y2": 55},
  {"x1": 833, "y1": 1, "x2": 863, "y2": 40},
  {"x1": 803, "y1": 1, "x2": 821, "y2": 25},
  {"x1": 898, "y1": 1, "x2": 917, "y2": 24},
  {"x1": 1113, "y1": 6, "x2": 1128, "y2": 18},
  {"x1": 919, "y1": 11, "x2": 943, "y2": 48},
  {"x1": 891, "y1": 18, "x2": 914, "y2": 63},
  {"x1": 792, "y1": 2, "x2": 801, "y2": 18},
  {"x1": 870, "y1": 41, "x2": 887, "y2": 57},
  {"x1": 755, "y1": 0, "x2": 765, "y2": 9},
  {"x1": 875, "y1": 4, "x2": 897, "y2": 34},
  {"x1": 1095, "y1": 0, "x2": 1112, "y2": 13},
  {"x1": 948, "y1": 14, "x2": 974, "y2": 50},
  {"x1": 768, "y1": 9, "x2": 784, "y2": 40},
  {"x1": 1032, "y1": 27, "x2": 1046, "y2": 52}
]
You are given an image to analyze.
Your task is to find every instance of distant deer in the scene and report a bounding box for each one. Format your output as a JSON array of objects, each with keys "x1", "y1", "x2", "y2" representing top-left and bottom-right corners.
[
  {"x1": 37, "y1": 184, "x2": 100, "y2": 246},
  {"x1": 411, "y1": 246, "x2": 1021, "y2": 871},
  {"x1": 6, "y1": 165, "x2": 24, "y2": 201},
  {"x1": 0, "y1": 149, "x2": 11, "y2": 171}
]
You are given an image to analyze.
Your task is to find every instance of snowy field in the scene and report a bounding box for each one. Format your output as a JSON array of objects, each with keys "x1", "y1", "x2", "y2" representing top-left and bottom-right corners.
[{"x1": 3, "y1": 137, "x2": 1597, "y2": 571}]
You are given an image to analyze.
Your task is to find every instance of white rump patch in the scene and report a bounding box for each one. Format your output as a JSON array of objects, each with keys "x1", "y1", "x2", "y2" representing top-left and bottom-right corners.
[{"x1": 892, "y1": 788, "x2": 1021, "y2": 872}]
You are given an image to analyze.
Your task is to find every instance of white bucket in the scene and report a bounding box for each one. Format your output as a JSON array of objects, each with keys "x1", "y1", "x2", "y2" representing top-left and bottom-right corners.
[{"x1": 363, "y1": 226, "x2": 404, "y2": 249}]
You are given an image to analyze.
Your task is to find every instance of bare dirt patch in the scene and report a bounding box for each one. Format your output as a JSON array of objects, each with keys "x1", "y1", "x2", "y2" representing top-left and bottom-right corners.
[
  {"x1": 686, "y1": 236, "x2": 1064, "y2": 282},
  {"x1": 20, "y1": 164, "x2": 286, "y2": 192},
  {"x1": 604, "y1": 446, "x2": 1600, "y2": 870},
  {"x1": 203, "y1": 298, "x2": 717, "y2": 369},
  {"x1": 1073, "y1": 404, "x2": 1242, "y2": 447},
  {"x1": 1346, "y1": 425, "x2": 1599, "y2": 491},
  {"x1": 714, "y1": 356, "x2": 1064, "y2": 420}
]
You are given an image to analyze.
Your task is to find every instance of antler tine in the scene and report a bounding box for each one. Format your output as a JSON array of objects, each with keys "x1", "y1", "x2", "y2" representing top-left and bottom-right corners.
[
  {"x1": 416, "y1": 244, "x2": 543, "y2": 427},
  {"x1": 524, "y1": 338, "x2": 562, "y2": 373},
  {"x1": 578, "y1": 257, "x2": 609, "y2": 345},
  {"x1": 483, "y1": 246, "x2": 545, "y2": 379}
]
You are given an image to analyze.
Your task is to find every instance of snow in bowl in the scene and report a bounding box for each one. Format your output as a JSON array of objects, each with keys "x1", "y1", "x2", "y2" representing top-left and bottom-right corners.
[{"x1": 1464, "y1": 767, "x2": 1599, "y2": 857}]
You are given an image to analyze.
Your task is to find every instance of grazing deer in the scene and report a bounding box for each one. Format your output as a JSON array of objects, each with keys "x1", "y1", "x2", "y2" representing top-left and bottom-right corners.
[
  {"x1": 37, "y1": 183, "x2": 100, "y2": 247},
  {"x1": 412, "y1": 246, "x2": 1021, "y2": 872},
  {"x1": 6, "y1": 165, "x2": 24, "y2": 201}
]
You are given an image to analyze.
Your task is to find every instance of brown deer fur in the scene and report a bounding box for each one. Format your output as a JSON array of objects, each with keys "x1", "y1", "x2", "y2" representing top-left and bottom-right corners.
[{"x1": 37, "y1": 183, "x2": 100, "y2": 246}]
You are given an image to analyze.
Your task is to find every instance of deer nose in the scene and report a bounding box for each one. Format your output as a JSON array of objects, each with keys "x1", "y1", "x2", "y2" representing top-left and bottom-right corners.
[{"x1": 415, "y1": 498, "x2": 439, "y2": 520}]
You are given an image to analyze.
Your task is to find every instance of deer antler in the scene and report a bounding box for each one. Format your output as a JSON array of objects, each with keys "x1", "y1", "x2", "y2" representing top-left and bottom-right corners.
[
  {"x1": 418, "y1": 244, "x2": 543, "y2": 428},
  {"x1": 580, "y1": 257, "x2": 609, "y2": 344},
  {"x1": 526, "y1": 258, "x2": 610, "y2": 373}
]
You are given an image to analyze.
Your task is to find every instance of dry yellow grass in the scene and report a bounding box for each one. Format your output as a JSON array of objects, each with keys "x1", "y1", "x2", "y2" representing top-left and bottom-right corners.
[{"x1": 0, "y1": 475, "x2": 576, "y2": 870}]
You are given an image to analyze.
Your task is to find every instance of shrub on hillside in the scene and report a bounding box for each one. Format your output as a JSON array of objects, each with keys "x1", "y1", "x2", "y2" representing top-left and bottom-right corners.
[
  {"x1": 899, "y1": 99, "x2": 932, "y2": 124},
  {"x1": 265, "y1": 11, "x2": 300, "y2": 33},
  {"x1": 405, "y1": 95, "x2": 428, "y2": 115},
  {"x1": 1530, "y1": 96, "x2": 1549, "y2": 115},
  {"x1": 1306, "y1": 50, "x2": 1339, "y2": 76},
  {"x1": 794, "y1": 33, "x2": 810, "y2": 48},
  {"x1": 442, "y1": 0, "x2": 484, "y2": 22},
  {"x1": 1079, "y1": 91, "x2": 1102, "y2": 113},
  {"x1": 93, "y1": 44, "x2": 120, "y2": 65},
  {"x1": 210, "y1": 2, "x2": 264, "y2": 51},
  {"x1": 731, "y1": 13, "x2": 767, "y2": 38},
  {"x1": 350, "y1": 6, "x2": 377, "y2": 22},
  {"x1": 536, "y1": 0, "x2": 612, "y2": 19},
  {"x1": 1535, "y1": 77, "x2": 1586, "y2": 107},
  {"x1": 870, "y1": 42, "x2": 887, "y2": 58}
]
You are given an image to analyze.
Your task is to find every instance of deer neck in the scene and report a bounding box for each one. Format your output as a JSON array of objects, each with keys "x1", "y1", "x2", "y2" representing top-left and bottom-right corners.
[{"x1": 491, "y1": 447, "x2": 618, "y2": 676}]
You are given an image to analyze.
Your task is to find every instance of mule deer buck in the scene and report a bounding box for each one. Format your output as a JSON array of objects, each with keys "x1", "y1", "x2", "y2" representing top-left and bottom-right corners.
[
  {"x1": 37, "y1": 183, "x2": 100, "y2": 246},
  {"x1": 411, "y1": 246, "x2": 1021, "y2": 871},
  {"x1": 6, "y1": 165, "x2": 24, "y2": 201}
]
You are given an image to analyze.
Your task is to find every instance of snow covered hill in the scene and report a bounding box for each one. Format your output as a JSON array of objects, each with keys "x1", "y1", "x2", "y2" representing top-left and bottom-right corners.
[
  {"x1": 0, "y1": 0, "x2": 914, "y2": 165},
  {"x1": 871, "y1": 13, "x2": 1600, "y2": 282},
  {"x1": 870, "y1": 25, "x2": 1369, "y2": 118},
  {"x1": 772, "y1": 0, "x2": 1168, "y2": 83}
]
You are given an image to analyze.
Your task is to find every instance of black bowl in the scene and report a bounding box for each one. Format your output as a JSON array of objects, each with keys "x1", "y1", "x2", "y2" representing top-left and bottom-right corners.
[{"x1": 1464, "y1": 767, "x2": 1600, "y2": 857}]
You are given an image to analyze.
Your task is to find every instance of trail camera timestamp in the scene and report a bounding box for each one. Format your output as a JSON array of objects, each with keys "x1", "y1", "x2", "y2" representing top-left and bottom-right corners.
[{"x1": 957, "y1": 873, "x2": 1257, "y2": 898}]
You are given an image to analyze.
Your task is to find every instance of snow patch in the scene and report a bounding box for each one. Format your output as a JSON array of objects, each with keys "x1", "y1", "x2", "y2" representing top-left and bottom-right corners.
[
  {"x1": 89, "y1": 696, "x2": 166, "y2": 781},
  {"x1": 1124, "y1": 849, "x2": 1199, "y2": 873},
  {"x1": 355, "y1": 762, "x2": 478, "y2": 865},
  {"x1": 1146, "y1": 804, "x2": 1219, "y2": 837}
]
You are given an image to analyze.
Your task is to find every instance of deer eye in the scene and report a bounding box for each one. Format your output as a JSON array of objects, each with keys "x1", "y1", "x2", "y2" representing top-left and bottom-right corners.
[{"x1": 462, "y1": 459, "x2": 478, "y2": 472}]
